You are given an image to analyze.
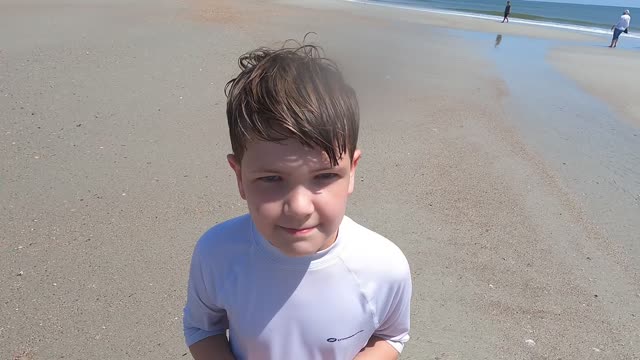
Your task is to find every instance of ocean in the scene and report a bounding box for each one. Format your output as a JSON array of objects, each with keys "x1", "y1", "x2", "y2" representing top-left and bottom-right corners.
[{"x1": 352, "y1": 0, "x2": 640, "y2": 38}]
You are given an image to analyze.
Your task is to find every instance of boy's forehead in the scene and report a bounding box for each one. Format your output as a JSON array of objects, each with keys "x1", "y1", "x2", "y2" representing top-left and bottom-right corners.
[{"x1": 243, "y1": 140, "x2": 348, "y2": 170}]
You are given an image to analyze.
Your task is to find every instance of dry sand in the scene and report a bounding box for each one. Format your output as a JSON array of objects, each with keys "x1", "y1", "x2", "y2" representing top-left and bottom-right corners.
[{"x1": 1, "y1": 0, "x2": 639, "y2": 359}]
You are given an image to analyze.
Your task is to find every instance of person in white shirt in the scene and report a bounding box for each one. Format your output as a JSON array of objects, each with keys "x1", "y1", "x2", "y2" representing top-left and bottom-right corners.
[
  {"x1": 610, "y1": 9, "x2": 631, "y2": 48},
  {"x1": 183, "y1": 42, "x2": 412, "y2": 360}
]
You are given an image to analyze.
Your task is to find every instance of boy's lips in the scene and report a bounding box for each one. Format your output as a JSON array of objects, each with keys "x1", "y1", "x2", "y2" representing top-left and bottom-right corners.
[{"x1": 279, "y1": 225, "x2": 317, "y2": 235}]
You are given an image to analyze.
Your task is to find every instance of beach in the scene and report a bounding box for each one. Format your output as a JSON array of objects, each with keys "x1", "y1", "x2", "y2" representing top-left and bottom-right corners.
[
  {"x1": 1, "y1": 0, "x2": 639, "y2": 359},
  {"x1": 549, "y1": 46, "x2": 640, "y2": 127}
]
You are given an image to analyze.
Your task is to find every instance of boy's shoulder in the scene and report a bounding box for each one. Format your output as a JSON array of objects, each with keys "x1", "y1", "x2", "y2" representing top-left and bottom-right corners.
[
  {"x1": 339, "y1": 216, "x2": 410, "y2": 281},
  {"x1": 193, "y1": 214, "x2": 253, "y2": 262}
]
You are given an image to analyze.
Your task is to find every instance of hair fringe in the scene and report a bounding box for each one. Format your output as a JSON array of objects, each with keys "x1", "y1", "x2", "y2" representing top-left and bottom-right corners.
[{"x1": 224, "y1": 35, "x2": 359, "y2": 166}]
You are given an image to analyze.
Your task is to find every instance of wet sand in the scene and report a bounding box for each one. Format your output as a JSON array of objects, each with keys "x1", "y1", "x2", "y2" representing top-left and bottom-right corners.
[
  {"x1": 549, "y1": 46, "x2": 640, "y2": 128},
  {"x1": 1, "y1": 0, "x2": 639, "y2": 359}
]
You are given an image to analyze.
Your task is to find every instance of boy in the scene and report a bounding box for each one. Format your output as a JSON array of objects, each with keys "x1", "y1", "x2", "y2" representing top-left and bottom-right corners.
[{"x1": 183, "y1": 43, "x2": 412, "y2": 360}]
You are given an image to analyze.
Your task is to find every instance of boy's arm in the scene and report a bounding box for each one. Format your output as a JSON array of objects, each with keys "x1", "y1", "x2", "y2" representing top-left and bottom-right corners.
[
  {"x1": 189, "y1": 334, "x2": 236, "y2": 360},
  {"x1": 184, "y1": 239, "x2": 232, "y2": 356},
  {"x1": 363, "y1": 248, "x2": 412, "y2": 359},
  {"x1": 353, "y1": 336, "x2": 399, "y2": 360}
]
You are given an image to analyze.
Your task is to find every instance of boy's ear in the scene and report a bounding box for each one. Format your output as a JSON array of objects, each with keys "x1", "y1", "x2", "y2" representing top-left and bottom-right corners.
[
  {"x1": 227, "y1": 154, "x2": 246, "y2": 200},
  {"x1": 348, "y1": 149, "x2": 362, "y2": 195}
]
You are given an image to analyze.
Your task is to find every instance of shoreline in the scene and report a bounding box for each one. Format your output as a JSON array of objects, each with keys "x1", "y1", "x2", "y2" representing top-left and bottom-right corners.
[
  {"x1": 344, "y1": 0, "x2": 640, "y2": 40},
  {"x1": 277, "y1": 0, "x2": 602, "y2": 42}
]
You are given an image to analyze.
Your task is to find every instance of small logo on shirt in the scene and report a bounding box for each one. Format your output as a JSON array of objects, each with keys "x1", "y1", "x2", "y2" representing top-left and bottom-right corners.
[{"x1": 326, "y1": 330, "x2": 364, "y2": 343}]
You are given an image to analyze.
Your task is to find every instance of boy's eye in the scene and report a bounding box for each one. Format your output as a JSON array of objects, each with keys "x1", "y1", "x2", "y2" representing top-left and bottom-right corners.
[
  {"x1": 315, "y1": 173, "x2": 339, "y2": 181},
  {"x1": 258, "y1": 175, "x2": 282, "y2": 183}
]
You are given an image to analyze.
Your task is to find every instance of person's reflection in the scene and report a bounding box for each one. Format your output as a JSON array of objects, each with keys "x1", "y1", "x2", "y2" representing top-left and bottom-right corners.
[{"x1": 495, "y1": 34, "x2": 503, "y2": 48}]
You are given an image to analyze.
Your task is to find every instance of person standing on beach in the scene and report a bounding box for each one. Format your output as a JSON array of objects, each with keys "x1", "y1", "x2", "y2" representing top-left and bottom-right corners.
[
  {"x1": 502, "y1": 1, "x2": 511, "y2": 23},
  {"x1": 609, "y1": 9, "x2": 631, "y2": 48}
]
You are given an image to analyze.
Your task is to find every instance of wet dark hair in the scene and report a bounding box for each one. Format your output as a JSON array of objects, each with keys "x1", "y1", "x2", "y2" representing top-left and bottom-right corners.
[{"x1": 224, "y1": 40, "x2": 359, "y2": 166}]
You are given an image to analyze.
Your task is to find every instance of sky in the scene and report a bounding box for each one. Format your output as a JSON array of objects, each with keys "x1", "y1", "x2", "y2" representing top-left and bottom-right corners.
[{"x1": 533, "y1": 0, "x2": 638, "y2": 6}]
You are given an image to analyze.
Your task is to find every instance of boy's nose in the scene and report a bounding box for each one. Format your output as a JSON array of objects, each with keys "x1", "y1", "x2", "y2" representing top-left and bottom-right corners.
[{"x1": 283, "y1": 187, "x2": 314, "y2": 218}]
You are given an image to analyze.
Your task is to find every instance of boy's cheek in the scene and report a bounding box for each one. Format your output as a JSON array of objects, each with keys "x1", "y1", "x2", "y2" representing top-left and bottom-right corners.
[
  {"x1": 245, "y1": 185, "x2": 286, "y2": 204},
  {"x1": 347, "y1": 172, "x2": 357, "y2": 194},
  {"x1": 348, "y1": 150, "x2": 362, "y2": 194},
  {"x1": 227, "y1": 155, "x2": 246, "y2": 199},
  {"x1": 245, "y1": 192, "x2": 278, "y2": 213},
  {"x1": 248, "y1": 204, "x2": 282, "y2": 230},
  {"x1": 236, "y1": 180, "x2": 247, "y2": 200},
  {"x1": 238, "y1": 184, "x2": 247, "y2": 199}
]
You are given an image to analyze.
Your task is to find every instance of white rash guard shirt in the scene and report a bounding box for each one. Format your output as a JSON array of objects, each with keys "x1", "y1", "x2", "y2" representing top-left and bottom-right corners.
[{"x1": 183, "y1": 214, "x2": 412, "y2": 360}]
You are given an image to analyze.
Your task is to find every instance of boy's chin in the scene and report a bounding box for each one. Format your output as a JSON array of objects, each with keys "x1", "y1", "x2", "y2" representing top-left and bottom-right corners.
[
  {"x1": 275, "y1": 242, "x2": 325, "y2": 257},
  {"x1": 270, "y1": 236, "x2": 333, "y2": 258}
]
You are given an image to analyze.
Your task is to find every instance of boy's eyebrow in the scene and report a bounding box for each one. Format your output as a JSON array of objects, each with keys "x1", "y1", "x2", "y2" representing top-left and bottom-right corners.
[
  {"x1": 311, "y1": 166, "x2": 342, "y2": 173},
  {"x1": 251, "y1": 165, "x2": 342, "y2": 174},
  {"x1": 251, "y1": 168, "x2": 284, "y2": 174}
]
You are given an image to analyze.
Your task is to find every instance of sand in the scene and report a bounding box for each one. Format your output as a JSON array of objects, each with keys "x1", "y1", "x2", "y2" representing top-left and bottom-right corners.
[
  {"x1": 1, "y1": 0, "x2": 639, "y2": 359},
  {"x1": 549, "y1": 45, "x2": 640, "y2": 128}
]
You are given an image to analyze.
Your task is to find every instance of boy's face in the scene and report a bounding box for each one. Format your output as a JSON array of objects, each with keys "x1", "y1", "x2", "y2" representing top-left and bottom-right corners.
[{"x1": 228, "y1": 139, "x2": 361, "y2": 257}]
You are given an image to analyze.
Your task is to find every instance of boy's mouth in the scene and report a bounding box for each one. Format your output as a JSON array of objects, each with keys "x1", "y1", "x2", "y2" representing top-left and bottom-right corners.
[{"x1": 279, "y1": 226, "x2": 316, "y2": 236}]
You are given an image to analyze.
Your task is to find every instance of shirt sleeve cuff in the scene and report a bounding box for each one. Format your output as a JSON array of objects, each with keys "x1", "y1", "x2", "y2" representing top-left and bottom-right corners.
[
  {"x1": 184, "y1": 328, "x2": 227, "y2": 347},
  {"x1": 385, "y1": 339, "x2": 405, "y2": 353}
]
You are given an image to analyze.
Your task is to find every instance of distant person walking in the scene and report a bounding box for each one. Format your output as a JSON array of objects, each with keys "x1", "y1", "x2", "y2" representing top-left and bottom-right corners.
[
  {"x1": 609, "y1": 9, "x2": 631, "y2": 48},
  {"x1": 502, "y1": 1, "x2": 511, "y2": 23}
]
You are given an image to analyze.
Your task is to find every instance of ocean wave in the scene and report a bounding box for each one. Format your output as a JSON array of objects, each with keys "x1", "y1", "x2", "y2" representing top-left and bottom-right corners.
[{"x1": 344, "y1": 0, "x2": 640, "y2": 40}]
